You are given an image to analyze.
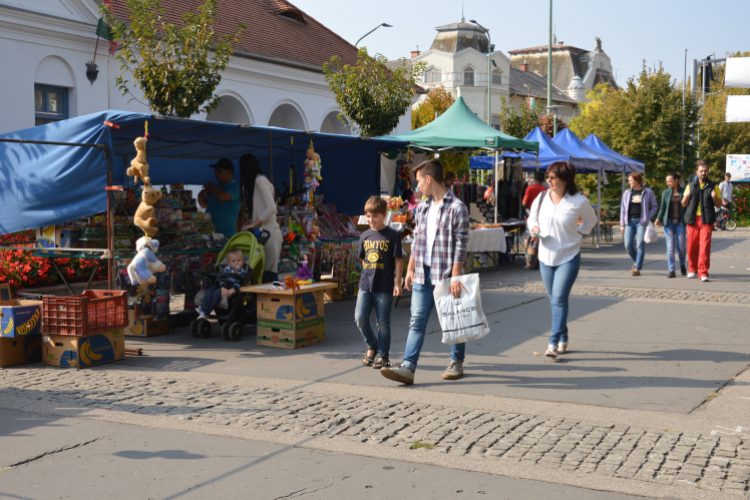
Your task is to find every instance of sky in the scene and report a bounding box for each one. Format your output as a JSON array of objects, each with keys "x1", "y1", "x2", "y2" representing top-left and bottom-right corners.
[{"x1": 291, "y1": 0, "x2": 748, "y2": 87}]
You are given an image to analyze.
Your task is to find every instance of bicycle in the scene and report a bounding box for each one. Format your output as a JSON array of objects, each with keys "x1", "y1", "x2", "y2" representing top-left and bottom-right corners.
[{"x1": 714, "y1": 208, "x2": 737, "y2": 231}]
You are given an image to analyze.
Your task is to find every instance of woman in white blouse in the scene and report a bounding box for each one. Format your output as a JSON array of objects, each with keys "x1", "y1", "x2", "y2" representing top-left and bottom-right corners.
[
  {"x1": 238, "y1": 153, "x2": 283, "y2": 283},
  {"x1": 527, "y1": 161, "x2": 597, "y2": 359}
]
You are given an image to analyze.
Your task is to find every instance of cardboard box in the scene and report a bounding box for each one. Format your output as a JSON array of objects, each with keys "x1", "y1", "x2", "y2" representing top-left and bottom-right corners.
[
  {"x1": 43, "y1": 329, "x2": 125, "y2": 369},
  {"x1": 257, "y1": 317, "x2": 325, "y2": 349},
  {"x1": 34, "y1": 227, "x2": 81, "y2": 249},
  {"x1": 0, "y1": 336, "x2": 43, "y2": 367},
  {"x1": 126, "y1": 310, "x2": 170, "y2": 337},
  {"x1": 0, "y1": 300, "x2": 43, "y2": 338},
  {"x1": 256, "y1": 290, "x2": 325, "y2": 322},
  {"x1": 0, "y1": 283, "x2": 11, "y2": 302}
]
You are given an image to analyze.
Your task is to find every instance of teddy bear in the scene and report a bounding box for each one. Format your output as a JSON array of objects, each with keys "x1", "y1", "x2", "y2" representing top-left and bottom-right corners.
[
  {"x1": 127, "y1": 237, "x2": 166, "y2": 285},
  {"x1": 133, "y1": 184, "x2": 162, "y2": 236},
  {"x1": 126, "y1": 137, "x2": 150, "y2": 185}
]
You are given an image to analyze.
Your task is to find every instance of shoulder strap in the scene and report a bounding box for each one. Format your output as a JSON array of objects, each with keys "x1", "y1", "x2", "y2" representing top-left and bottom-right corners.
[{"x1": 536, "y1": 190, "x2": 547, "y2": 219}]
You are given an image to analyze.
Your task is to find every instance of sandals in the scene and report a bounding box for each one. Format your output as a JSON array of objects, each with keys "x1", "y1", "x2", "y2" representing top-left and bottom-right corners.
[
  {"x1": 373, "y1": 357, "x2": 391, "y2": 369},
  {"x1": 362, "y1": 350, "x2": 376, "y2": 366}
]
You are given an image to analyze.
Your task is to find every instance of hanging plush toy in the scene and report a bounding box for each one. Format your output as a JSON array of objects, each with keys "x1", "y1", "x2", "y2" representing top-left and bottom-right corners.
[
  {"x1": 127, "y1": 237, "x2": 166, "y2": 285},
  {"x1": 133, "y1": 184, "x2": 162, "y2": 236},
  {"x1": 126, "y1": 137, "x2": 150, "y2": 185}
]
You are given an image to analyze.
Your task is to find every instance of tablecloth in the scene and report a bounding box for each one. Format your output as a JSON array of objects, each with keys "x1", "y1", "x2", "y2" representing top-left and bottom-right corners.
[{"x1": 467, "y1": 227, "x2": 506, "y2": 254}]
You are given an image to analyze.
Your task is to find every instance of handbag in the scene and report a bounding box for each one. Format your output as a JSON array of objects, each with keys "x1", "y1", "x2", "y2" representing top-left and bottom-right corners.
[{"x1": 433, "y1": 274, "x2": 491, "y2": 345}]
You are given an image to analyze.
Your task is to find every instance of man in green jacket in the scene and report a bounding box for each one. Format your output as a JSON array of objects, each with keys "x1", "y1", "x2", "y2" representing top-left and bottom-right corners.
[{"x1": 655, "y1": 172, "x2": 686, "y2": 278}]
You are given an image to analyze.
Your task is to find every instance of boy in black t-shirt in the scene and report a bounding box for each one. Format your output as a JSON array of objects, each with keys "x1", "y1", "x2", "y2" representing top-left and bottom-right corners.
[{"x1": 356, "y1": 196, "x2": 403, "y2": 369}]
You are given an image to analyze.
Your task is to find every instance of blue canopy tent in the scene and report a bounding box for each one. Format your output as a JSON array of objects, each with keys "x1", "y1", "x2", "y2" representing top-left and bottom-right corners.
[
  {"x1": 0, "y1": 110, "x2": 408, "y2": 285},
  {"x1": 582, "y1": 134, "x2": 645, "y2": 174}
]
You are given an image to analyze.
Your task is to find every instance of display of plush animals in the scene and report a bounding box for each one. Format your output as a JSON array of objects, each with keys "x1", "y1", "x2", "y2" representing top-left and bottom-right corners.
[
  {"x1": 133, "y1": 184, "x2": 162, "y2": 236},
  {"x1": 305, "y1": 142, "x2": 323, "y2": 183},
  {"x1": 126, "y1": 137, "x2": 150, "y2": 185},
  {"x1": 127, "y1": 237, "x2": 166, "y2": 285}
]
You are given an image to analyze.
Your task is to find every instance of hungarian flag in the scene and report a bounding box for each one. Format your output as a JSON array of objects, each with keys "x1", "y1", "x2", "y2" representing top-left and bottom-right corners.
[{"x1": 96, "y1": 0, "x2": 118, "y2": 56}]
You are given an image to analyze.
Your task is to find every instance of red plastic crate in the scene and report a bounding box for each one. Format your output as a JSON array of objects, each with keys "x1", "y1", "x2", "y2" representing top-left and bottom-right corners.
[{"x1": 42, "y1": 291, "x2": 128, "y2": 336}]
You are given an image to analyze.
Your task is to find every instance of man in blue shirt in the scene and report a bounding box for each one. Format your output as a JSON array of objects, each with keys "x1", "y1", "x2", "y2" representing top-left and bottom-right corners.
[{"x1": 198, "y1": 158, "x2": 241, "y2": 238}]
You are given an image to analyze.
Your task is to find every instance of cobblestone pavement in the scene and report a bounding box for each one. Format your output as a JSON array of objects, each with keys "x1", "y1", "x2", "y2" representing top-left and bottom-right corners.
[
  {"x1": 481, "y1": 281, "x2": 750, "y2": 305},
  {"x1": 2, "y1": 368, "x2": 749, "y2": 497}
]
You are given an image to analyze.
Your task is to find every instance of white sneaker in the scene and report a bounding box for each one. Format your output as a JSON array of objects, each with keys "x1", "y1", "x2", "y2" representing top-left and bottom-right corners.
[
  {"x1": 197, "y1": 311, "x2": 208, "y2": 320},
  {"x1": 700, "y1": 276, "x2": 709, "y2": 282},
  {"x1": 687, "y1": 273, "x2": 697, "y2": 279}
]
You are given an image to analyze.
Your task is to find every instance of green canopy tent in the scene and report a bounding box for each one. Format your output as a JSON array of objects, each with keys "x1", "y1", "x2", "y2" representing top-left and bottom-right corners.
[{"x1": 378, "y1": 96, "x2": 539, "y2": 223}]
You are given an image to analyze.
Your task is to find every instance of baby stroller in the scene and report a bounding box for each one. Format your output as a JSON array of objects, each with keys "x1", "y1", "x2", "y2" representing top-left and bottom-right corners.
[{"x1": 190, "y1": 230, "x2": 270, "y2": 342}]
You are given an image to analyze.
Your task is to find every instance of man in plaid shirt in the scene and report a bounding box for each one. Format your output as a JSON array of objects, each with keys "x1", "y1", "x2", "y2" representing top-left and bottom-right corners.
[{"x1": 381, "y1": 159, "x2": 470, "y2": 385}]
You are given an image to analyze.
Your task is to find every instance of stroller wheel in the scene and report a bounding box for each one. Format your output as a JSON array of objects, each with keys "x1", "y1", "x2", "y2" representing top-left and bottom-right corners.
[
  {"x1": 190, "y1": 320, "x2": 199, "y2": 338},
  {"x1": 221, "y1": 322, "x2": 232, "y2": 341},
  {"x1": 229, "y1": 322, "x2": 243, "y2": 342},
  {"x1": 197, "y1": 318, "x2": 212, "y2": 339}
]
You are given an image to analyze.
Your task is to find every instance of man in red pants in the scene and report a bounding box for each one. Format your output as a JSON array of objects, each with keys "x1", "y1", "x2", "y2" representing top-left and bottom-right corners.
[{"x1": 682, "y1": 161, "x2": 722, "y2": 282}]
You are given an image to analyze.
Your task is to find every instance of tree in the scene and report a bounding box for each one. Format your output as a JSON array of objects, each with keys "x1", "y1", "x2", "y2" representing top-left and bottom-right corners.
[
  {"x1": 698, "y1": 51, "x2": 750, "y2": 182},
  {"x1": 498, "y1": 96, "x2": 543, "y2": 139},
  {"x1": 411, "y1": 85, "x2": 455, "y2": 130},
  {"x1": 570, "y1": 64, "x2": 700, "y2": 193},
  {"x1": 101, "y1": 0, "x2": 245, "y2": 118},
  {"x1": 323, "y1": 48, "x2": 426, "y2": 137}
]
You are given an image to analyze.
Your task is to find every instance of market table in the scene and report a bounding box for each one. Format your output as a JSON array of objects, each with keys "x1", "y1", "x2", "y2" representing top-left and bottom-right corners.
[
  {"x1": 241, "y1": 282, "x2": 339, "y2": 349},
  {"x1": 499, "y1": 221, "x2": 527, "y2": 259},
  {"x1": 31, "y1": 251, "x2": 102, "y2": 296}
]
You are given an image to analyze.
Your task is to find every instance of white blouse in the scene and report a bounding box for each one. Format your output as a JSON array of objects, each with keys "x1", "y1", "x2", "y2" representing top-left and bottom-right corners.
[
  {"x1": 250, "y1": 176, "x2": 280, "y2": 230},
  {"x1": 526, "y1": 192, "x2": 597, "y2": 267}
]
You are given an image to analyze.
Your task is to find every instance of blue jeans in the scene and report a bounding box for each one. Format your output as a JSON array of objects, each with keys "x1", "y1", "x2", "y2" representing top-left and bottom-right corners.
[
  {"x1": 200, "y1": 285, "x2": 223, "y2": 316},
  {"x1": 663, "y1": 221, "x2": 686, "y2": 273},
  {"x1": 624, "y1": 218, "x2": 646, "y2": 270},
  {"x1": 355, "y1": 290, "x2": 393, "y2": 359},
  {"x1": 402, "y1": 266, "x2": 465, "y2": 372},
  {"x1": 539, "y1": 253, "x2": 581, "y2": 348}
]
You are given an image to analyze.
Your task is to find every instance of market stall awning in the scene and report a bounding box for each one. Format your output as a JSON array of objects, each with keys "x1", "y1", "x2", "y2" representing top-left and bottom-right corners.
[
  {"x1": 551, "y1": 129, "x2": 620, "y2": 172},
  {"x1": 583, "y1": 134, "x2": 645, "y2": 173},
  {"x1": 0, "y1": 110, "x2": 409, "y2": 235},
  {"x1": 495, "y1": 127, "x2": 602, "y2": 172},
  {"x1": 379, "y1": 97, "x2": 539, "y2": 152}
]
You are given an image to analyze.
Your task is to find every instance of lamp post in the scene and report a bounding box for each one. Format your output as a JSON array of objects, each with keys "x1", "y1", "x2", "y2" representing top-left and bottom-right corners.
[
  {"x1": 356, "y1": 23, "x2": 392, "y2": 47},
  {"x1": 547, "y1": 0, "x2": 553, "y2": 118},
  {"x1": 545, "y1": 105, "x2": 563, "y2": 137},
  {"x1": 470, "y1": 20, "x2": 492, "y2": 127}
]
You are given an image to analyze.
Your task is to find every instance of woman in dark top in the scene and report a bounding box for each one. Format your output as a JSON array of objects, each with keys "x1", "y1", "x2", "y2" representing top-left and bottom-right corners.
[
  {"x1": 619, "y1": 172, "x2": 658, "y2": 276},
  {"x1": 655, "y1": 172, "x2": 687, "y2": 278}
]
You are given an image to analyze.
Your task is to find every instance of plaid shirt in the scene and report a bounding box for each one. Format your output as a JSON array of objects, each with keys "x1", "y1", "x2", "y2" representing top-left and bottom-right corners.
[{"x1": 411, "y1": 190, "x2": 470, "y2": 285}]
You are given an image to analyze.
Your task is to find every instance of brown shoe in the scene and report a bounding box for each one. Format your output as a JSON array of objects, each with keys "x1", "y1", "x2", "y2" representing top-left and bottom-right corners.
[{"x1": 631, "y1": 264, "x2": 640, "y2": 276}]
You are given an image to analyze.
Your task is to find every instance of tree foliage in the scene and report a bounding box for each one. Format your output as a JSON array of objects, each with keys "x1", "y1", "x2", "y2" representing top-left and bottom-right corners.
[
  {"x1": 323, "y1": 48, "x2": 426, "y2": 137},
  {"x1": 498, "y1": 97, "x2": 567, "y2": 139},
  {"x1": 101, "y1": 0, "x2": 245, "y2": 117},
  {"x1": 411, "y1": 85, "x2": 455, "y2": 130},
  {"x1": 698, "y1": 51, "x2": 750, "y2": 181},
  {"x1": 570, "y1": 64, "x2": 700, "y2": 193}
]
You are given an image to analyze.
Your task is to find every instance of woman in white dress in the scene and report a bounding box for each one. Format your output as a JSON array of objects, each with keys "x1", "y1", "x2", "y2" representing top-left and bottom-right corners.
[
  {"x1": 238, "y1": 153, "x2": 283, "y2": 283},
  {"x1": 527, "y1": 161, "x2": 597, "y2": 359}
]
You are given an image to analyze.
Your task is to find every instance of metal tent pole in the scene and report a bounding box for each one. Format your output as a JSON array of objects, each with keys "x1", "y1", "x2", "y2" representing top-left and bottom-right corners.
[{"x1": 596, "y1": 170, "x2": 602, "y2": 248}]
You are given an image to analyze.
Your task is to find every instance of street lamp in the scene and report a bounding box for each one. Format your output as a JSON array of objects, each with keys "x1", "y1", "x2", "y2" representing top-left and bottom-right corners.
[
  {"x1": 470, "y1": 20, "x2": 492, "y2": 127},
  {"x1": 547, "y1": 0, "x2": 553, "y2": 121},
  {"x1": 546, "y1": 105, "x2": 564, "y2": 137},
  {"x1": 355, "y1": 23, "x2": 392, "y2": 47}
]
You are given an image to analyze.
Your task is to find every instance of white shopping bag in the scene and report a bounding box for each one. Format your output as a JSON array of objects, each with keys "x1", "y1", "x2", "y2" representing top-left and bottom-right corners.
[
  {"x1": 433, "y1": 274, "x2": 491, "y2": 345},
  {"x1": 644, "y1": 221, "x2": 659, "y2": 244}
]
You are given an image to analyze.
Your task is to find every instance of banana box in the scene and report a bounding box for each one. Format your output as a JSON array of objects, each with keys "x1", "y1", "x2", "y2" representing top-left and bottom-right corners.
[
  {"x1": 126, "y1": 310, "x2": 169, "y2": 337},
  {"x1": 43, "y1": 330, "x2": 125, "y2": 369},
  {"x1": 0, "y1": 335, "x2": 43, "y2": 367},
  {"x1": 257, "y1": 317, "x2": 325, "y2": 349},
  {"x1": 0, "y1": 300, "x2": 43, "y2": 338},
  {"x1": 256, "y1": 290, "x2": 325, "y2": 322}
]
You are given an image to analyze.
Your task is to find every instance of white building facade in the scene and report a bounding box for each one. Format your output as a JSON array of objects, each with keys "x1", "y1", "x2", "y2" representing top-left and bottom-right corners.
[{"x1": 0, "y1": 0, "x2": 412, "y2": 135}]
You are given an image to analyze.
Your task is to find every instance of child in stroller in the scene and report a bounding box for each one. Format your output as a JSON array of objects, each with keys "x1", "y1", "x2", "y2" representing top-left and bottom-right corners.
[{"x1": 191, "y1": 230, "x2": 269, "y2": 341}]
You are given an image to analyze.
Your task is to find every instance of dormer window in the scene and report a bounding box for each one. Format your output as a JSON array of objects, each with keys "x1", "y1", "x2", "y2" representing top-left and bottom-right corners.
[
  {"x1": 492, "y1": 69, "x2": 503, "y2": 85},
  {"x1": 277, "y1": 8, "x2": 304, "y2": 23},
  {"x1": 463, "y1": 66, "x2": 475, "y2": 86},
  {"x1": 424, "y1": 66, "x2": 442, "y2": 84}
]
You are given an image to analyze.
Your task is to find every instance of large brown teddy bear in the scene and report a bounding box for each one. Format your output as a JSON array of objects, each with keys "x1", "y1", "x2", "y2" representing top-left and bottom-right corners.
[
  {"x1": 126, "y1": 137, "x2": 150, "y2": 185},
  {"x1": 133, "y1": 185, "x2": 162, "y2": 236}
]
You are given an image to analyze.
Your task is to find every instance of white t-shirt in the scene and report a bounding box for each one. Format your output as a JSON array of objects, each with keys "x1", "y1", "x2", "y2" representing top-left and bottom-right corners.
[
  {"x1": 719, "y1": 181, "x2": 734, "y2": 203},
  {"x1": 424, "y1": 199, "x2": 442, "y2": 267}
]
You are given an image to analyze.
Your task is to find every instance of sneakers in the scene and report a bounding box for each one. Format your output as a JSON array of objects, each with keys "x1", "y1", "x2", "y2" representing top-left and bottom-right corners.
[
  {"x1": 700, "y1": 276, "x2": 710, "y2": 282},
  {"x1": 680, "y1": 264, "x2": 687, "y2": 276},
  {"x1": 197, "y1": 311, "x2": 208, "y2": 320},
  {"x1": 668, "y1": 271, "x2": 676, "y2": 278},
  {"x1": 381, "y1": 364, "x2": 414, "y2": 385},
  {"x1": 442, "y1": 361, "x2": 464, "y2": 380},
  {"x1": 687, "y1": 272, "x2": 697, "y2": 279}
]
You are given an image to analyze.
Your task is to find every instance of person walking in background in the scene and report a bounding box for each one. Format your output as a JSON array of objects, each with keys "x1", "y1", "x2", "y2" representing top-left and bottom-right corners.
[
  {"x1": 528, "y1": 161, "x2": 597, "y2": 359},
  {"x1": 655, "y1": 172, "x2": 687, "y2": 278},
  {"x1": 522, "y1": 171, "x2": 548, "y2": 270},
  {"x1": 682, "y1": 161, "x2": 723, "y2": 282},
  {"x1": 719, "y1": 172, "x2": 734, "y2": 215},
  {"x1": 619, "y1": 173, "x2": 658, "y2": 276}
]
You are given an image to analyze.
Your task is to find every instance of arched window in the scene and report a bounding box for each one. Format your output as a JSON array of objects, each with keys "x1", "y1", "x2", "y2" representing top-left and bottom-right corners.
[
  {"x1": 463, "y1": 66, "x2": 475, "y2": 86},
  {"x1": 492, "y1": 69, "x2": 503, "y2": 85},
  {"x1": 424, "y1": 67, "x2": 442, "y2": 84}
]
